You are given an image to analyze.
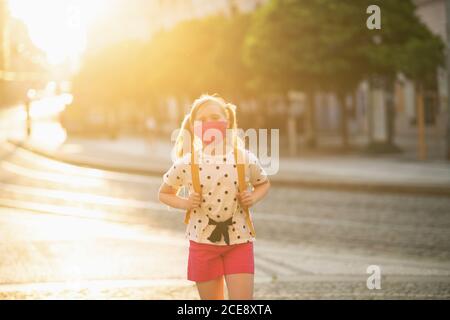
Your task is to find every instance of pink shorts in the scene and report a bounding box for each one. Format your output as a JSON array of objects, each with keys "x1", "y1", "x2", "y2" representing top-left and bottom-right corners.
[{"x1": 187, "y1": 240, "x2": 254, "y2": 282}]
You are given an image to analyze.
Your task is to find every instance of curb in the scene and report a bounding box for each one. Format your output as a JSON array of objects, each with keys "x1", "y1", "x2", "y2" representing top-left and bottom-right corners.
[
  {"x1": 6, "y1": 139, "x2": 450, "y2": 197},
  {"x1": 6, "y1": 139, "x2": 166, "y2": 177}
]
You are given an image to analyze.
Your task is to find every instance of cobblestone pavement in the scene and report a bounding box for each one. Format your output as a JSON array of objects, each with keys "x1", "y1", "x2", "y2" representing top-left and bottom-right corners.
[
  {"x1": 2, "y1": 276, "x2": 450, "y2": 300},
  {"x1": 1, "y1": 143, "x2": 449, "y2": 299}
]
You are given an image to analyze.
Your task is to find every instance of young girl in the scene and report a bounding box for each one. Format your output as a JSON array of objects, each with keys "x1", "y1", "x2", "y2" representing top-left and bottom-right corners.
[{"x1": 158, "y1": 94, "x2": 270, "y2": 300}]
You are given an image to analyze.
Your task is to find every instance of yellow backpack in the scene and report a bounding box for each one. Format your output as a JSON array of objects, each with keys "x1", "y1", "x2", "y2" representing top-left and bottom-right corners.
[{"x1": 183, "y1": 139, "x2": 256, "y2": 237}]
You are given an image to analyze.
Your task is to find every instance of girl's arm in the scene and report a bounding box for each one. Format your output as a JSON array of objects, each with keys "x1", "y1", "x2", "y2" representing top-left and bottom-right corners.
[
  {"x1": 238, "y1": 180, "x2": 270, "y2": 208},
  {"x1": 158, "y1": 182, "x2": 201, "y2": 210}
]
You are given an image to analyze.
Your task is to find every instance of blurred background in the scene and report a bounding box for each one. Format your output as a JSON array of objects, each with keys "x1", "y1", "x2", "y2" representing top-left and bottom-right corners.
[{"x1": 0, "y1": 0, "x2": 450, "y2": 299}]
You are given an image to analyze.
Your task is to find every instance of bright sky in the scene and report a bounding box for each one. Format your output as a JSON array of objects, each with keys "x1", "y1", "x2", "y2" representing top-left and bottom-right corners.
[{"x1": 8, "y1": 0, "x2": 110, "y2": 65}]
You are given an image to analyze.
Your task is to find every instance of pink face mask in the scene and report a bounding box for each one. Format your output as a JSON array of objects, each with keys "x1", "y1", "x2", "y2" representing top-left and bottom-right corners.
[{"x1": 193, "y1": 120, "x2": 228, "y2": 146}]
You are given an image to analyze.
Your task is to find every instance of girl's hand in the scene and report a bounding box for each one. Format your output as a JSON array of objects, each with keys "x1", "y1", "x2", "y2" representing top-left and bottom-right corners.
[
  {"x1": 238, "y1": 190, "x2": 255, "y2": 208},
  {"x1": 186, "y1": 192, "x2": 202, "y2": 210}
]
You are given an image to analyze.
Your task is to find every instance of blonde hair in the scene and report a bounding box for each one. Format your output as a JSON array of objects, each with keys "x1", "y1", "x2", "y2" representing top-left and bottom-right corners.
[{"x1": 174, "y1": 93, "x2": 242, "y2": 158}]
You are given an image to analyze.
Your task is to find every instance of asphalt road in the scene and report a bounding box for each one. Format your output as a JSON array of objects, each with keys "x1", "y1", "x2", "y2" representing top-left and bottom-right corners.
[{"x1": 1, "y1": 141, "x2": 450, "y2": 299}]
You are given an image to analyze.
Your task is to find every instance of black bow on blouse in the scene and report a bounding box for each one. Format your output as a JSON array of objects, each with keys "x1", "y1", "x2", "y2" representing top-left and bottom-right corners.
[{"x1": 207, "y1": 217, "x2": 233, "y2": 245}]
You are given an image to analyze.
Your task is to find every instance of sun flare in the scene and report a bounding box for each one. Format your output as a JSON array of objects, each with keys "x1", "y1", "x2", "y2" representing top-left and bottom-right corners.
[{"x1": 8, "y1": 0, "x2": 109, "y2": 65}]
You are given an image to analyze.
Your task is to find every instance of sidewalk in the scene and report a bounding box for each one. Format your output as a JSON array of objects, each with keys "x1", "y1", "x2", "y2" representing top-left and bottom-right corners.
[{"x1": 4, "y1": 135, "x2": 450, "y2": 196}]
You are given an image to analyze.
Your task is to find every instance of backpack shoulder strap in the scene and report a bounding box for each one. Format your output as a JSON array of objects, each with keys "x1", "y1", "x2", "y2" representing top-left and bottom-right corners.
[
  {"x1": 184, "y1": 147, "x2": 201, "y2": 224},
  {"x1": 234, "y1": 143, "x2": 257, "y2": 237}
]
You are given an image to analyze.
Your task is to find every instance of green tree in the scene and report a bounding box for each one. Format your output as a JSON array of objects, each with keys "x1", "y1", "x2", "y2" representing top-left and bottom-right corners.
[
  {"x1": 72, "y1": 40, "x2": 145, "y2": 136},
  {"x1": 244, "y1": 0, "x2": 369, "y2": 148},
  {"x1": 244, "y1": 0, "x2": 444, "y2": 150},
  {"x1": 72, "y1": 13, "x2": 253, "y2": 133},
  {"x1": 145, "y1": 13, "x2": 252, "y2": 101}
]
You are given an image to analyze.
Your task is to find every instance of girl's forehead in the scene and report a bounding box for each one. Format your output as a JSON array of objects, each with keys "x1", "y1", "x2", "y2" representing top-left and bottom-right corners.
[{"x1": 196, "y1": 102, "x2": 226, "y2": 118}]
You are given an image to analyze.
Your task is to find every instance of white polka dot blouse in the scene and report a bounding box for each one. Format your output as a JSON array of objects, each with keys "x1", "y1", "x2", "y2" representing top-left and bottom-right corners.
[{"x1": 163, "y1": 146, "x2": 268, "y2": 245}]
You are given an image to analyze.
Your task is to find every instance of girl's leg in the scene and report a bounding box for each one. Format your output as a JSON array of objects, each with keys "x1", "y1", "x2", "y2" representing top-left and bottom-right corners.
[
  {"x1": 195, "y1": 275, "x2": 225, "y2": 300},
  {"x1": 224, "y1": 273, "x2": 254, "y2": 300}
]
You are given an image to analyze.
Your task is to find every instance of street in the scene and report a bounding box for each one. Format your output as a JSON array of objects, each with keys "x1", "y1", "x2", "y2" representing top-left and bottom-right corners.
[{"x1": 1, "y1": 141, "x2": 449, "y2": 299}]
